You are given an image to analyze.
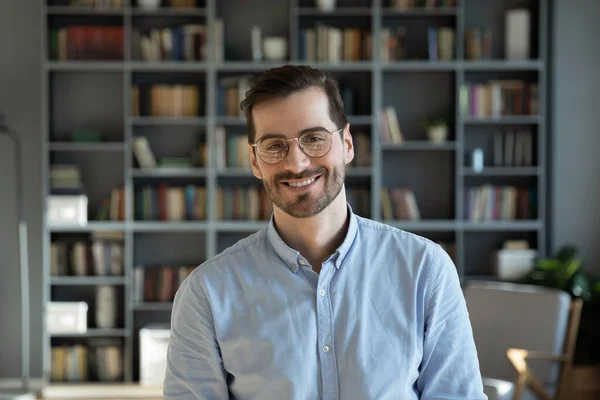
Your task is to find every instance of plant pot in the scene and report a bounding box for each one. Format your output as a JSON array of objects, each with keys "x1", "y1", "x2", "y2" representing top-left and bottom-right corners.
[
  {"x1": 427, "y1": 125, "x2": 448, "y2": 143},
  {"x1": 316, "y1": 0, "x2": 337, "y2": 12}
]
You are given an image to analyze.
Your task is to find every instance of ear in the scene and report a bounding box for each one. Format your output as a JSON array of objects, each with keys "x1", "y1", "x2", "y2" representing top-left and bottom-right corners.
[
  {"x1": 343, "y1": 123, "x2": 354, "y2": 166},
  {"x1": 249, "y1": 144, "x2": 263, "y2": 179}
]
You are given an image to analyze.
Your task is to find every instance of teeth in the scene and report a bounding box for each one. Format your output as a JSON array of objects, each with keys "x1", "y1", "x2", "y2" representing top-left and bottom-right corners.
[{"x1": 287, "y1": 177, "x2": 316, "y2": 187}]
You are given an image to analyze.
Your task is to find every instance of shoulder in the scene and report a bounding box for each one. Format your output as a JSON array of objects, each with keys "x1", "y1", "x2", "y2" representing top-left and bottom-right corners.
[
  {"x1": 355, "y1": 215, "x2": 443, "y2": 256},
  {"x1": 354, "y1": 215, "x2": 455, "y2": 281}
]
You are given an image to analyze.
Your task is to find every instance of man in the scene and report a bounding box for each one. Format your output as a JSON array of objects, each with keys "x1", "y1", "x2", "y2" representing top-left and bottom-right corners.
[{"x1": 163, "y1": 65, "x2": 487, "y2": 399}]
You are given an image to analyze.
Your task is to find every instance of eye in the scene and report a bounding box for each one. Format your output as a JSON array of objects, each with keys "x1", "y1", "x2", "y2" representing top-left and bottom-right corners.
[
  {"x1": 264, "y1": 140, "x2": 287, "y2": 151},
  {"x1": 302, "y1": 132, "x2": 327, "y2": 143}
]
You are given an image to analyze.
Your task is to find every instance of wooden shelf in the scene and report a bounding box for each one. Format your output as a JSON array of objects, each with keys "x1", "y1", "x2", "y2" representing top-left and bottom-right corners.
[
  {"x1": 295, "y1": 7, "x2": 372, "y2": 17},
  {"x1": 131, "y1": 221, "x2": 209, "y2": 232},
  {"x1": 386, "y1": 220, "x2": 458, "y2": 231},
  {"x1": 48, "y1": 222, "x2": 126, "y2": 232},
  {"x1": 41, "y1": 384, "x2": 162, "y2": 400},
  {"x1": 131, "y1": 168, "x2": 207, "y2": 178},
  {"x1": 216, "y1": 168, "x2": 254, "y2": 177},
  {"x1": 46, "y1": 6, "x2": 124, "y2": 16},
  {"x1": 462, "y1": 220, "x2": 543, "y2": 231},
  {"x1": 463, "y1": 167, "x2": 542, "y2": 176},
  {"x1": 216, "y1": 116, "x2": 246, "y2": 125},
  {"x1": 215, "y1": 62, "x2": 294, "y2": 72},
  {"x1": 381, "y1": 7, "x2": 457, "y2": 17},
  {"x1": 130, "y1": 7, "x2": 206, "y2": 17},
  {"x1": 48, "y1": 142, "x2": 126, "y2": 152},
  {"x1": 382, "y1": 141, "x2": 457, "y2": 151},
  {"x1": 215, "y1": 61, "x2": 374, "y2": 72},
  {"x1": 462, "y1": 116, "x2": 543, "y2": 125},
  {"x1": 128, "y1": 116, "x2": 207, "y2": 126},
  {"x1": 463, "y1": 59, "x2": 544, "y2": 71},
  {"x1": 50, "y1": 277, "x2": 126, "y2": 286},
  {"x1": 45, "y1": 61, "x2": 125, "y2": 71},
  {"x1": 382, "y1": 61, "x2": 458, "y2": 71},
  {"x1": 129, "y1": 61, "x2": 207, "y2": 72},
  {"x1": 50, "y1": 329, "x2": 129, "y2": 338}
]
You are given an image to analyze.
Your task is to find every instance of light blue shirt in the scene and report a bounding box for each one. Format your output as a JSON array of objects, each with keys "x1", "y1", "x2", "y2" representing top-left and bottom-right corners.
[{"x1": 164, "y1": 205, "x2": 487, "y2": 399}]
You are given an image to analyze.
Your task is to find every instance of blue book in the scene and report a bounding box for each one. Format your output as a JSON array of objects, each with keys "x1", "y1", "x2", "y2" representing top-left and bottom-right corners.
[{"x1": 428, "y1": 27, "x2": 438, "y2": 61}]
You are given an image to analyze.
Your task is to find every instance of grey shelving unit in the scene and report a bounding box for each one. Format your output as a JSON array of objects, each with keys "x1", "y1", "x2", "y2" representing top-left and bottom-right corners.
[{"x1": 41, "y1": 0, "x2": 549, "y2": 385}]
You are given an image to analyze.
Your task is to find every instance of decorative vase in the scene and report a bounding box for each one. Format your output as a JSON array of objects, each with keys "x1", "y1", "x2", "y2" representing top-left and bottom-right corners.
[
  {"x1": 316, "y1": 0, "x2": 336, "y2": 12},
  {"x1": 427, "y1": 125, "x2": 448, "y2": 143}
]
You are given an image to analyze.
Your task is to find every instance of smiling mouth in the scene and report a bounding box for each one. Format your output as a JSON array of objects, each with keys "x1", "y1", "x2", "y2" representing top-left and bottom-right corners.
[{"x1": 281, "y1": 175, "x2": 322, "y2": 187}]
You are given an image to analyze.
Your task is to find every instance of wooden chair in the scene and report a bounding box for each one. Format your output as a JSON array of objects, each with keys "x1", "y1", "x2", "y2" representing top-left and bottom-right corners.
[
  {"x1": 507, "y1": 298, "x2": 583, "y2": 400},
  {"x1": 464, "y1": 281, "x2": 578, "y2": 400}
]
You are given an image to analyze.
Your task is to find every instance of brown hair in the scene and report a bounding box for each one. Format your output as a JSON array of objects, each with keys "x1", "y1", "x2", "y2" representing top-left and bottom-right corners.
[{"x1": 240, "y1": 64, "x2": 348, "y2": 144}]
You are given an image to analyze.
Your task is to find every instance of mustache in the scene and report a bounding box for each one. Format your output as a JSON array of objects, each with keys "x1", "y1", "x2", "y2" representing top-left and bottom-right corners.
[{"x1": 275, "y1": 167, "x2": 327, "y2": 182}]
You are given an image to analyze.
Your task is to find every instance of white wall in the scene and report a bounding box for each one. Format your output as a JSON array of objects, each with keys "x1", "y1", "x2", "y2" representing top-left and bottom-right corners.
[
  {"x1": 0, "y1": 0, "x2": 43, "y2": 379},
  {"x1": 550, "y1": 0, "x2": 600, "y2": 272}
]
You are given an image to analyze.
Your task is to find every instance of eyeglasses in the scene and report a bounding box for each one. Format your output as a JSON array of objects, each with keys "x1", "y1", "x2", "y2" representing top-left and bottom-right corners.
[{"x1": 251, "y1": 127, "x2": 343, "y2": 165}]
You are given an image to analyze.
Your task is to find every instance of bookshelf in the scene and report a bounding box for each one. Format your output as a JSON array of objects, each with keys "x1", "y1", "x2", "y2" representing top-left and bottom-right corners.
[{"x1": 41, "y1": 0, "x2": 549, "y2": 386}]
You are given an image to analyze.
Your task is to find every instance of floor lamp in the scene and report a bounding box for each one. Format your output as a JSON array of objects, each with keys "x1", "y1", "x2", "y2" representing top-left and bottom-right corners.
[{"x1": 0, "y1": 111, "x2": 36, "y2": 400}]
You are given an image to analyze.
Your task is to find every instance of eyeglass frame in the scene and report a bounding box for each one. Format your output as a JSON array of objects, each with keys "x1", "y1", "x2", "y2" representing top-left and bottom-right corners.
[{"x1": 250, "y1": 126, "x2": 344, "y2": 165}]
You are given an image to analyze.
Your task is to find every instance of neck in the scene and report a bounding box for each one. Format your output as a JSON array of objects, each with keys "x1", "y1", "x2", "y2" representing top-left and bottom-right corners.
[{"x1": 273, "y1": 192, "x2": 349, "y2": 272}]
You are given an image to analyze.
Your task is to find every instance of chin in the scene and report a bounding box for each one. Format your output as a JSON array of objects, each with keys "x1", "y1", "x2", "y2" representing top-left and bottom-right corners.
[
  {"x1": 282, "y1": 202, "x2": 325, "y2": 219},
  {"x1": 277, "y1": 184, "x2": 344, "y2": 219}
]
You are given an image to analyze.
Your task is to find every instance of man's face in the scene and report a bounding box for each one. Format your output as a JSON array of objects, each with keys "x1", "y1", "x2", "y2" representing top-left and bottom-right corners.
[{"x1": 249, "y1": 87, "x2": 354, "y2": 218}]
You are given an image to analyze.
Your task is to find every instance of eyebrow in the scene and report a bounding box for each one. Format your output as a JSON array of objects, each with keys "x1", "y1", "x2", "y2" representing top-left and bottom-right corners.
[{"x1": 257, "y1": 126, "x2": 330, "y2": 141}]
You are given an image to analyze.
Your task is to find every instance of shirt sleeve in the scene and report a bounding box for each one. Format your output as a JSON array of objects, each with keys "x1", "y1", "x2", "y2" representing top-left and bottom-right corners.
[
  {"x1": 416, "y1": 244, "x2": 488, "y2": 400},
  {"x1": 163, "y1": 271, "x2": 230, "y2": 400}
]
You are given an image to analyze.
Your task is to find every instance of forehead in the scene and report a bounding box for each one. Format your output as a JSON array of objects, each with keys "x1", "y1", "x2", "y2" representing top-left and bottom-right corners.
[{"x1": 252, "y1": 87, "x2": 333, "y2": 138}]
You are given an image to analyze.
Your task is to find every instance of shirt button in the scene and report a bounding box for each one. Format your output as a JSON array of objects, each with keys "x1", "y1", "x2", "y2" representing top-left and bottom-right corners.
[
  {"x1": 322, "y1": 345, "x2": 330, "y2": 353},
  {"x1": 290, "y1": 263, "x2": 297, "y2": 272},
  {"x1": 319, "y1": 289, "x2": 326, "y2": 297}
]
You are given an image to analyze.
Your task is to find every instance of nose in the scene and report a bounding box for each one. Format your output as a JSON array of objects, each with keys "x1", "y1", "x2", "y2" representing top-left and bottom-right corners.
[{"x1": 282, "y1": 138, "x2": 311, "y2": 173}]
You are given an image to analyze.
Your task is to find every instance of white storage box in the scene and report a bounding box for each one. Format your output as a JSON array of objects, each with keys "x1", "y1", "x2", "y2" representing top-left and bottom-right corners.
[
  {"x1": 46, "y1": 302, "x2": 88, "y2": 334},
  {"x1": 494, "y1": 249, "x2": 537, "y2": 280},
  {"x1": 139, "y1": 324, "x2": 171, "y2": 387},
  {"x1": 47, "y1": 195, "x2": 88, "y2": 225}
]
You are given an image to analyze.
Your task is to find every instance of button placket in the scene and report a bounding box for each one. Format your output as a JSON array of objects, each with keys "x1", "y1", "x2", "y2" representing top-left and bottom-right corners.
[{"x1": 316, "y1": 262, "x2": 339, "y2": 399}]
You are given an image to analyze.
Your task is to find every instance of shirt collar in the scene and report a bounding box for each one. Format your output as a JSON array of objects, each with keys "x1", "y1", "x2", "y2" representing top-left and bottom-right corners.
[{"x1": 266, "y1": 203, "x2": 359, "y2": 273}]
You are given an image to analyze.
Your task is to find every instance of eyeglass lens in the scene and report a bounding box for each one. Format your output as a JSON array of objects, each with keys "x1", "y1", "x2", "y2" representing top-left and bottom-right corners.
[{"x1": 257, "y1": 130, "x2": 333, "y2": 164}]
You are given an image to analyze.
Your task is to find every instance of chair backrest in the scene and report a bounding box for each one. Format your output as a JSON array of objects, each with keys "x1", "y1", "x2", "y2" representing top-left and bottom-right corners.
[{"x1": 464, "y1": 281, "x2": 572, "y2": 386}]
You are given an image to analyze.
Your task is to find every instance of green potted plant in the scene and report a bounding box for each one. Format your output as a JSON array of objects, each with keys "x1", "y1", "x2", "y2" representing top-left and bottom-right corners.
[
  {"x1": 526, "y1": 245, "x2": 593, "y2": 299},
  {"x1": 524, "y1": 245, "x2": 600, "y2": 365},
  {"x1": 423, "y1": 115, "x2": 449, "y2": 143}
]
